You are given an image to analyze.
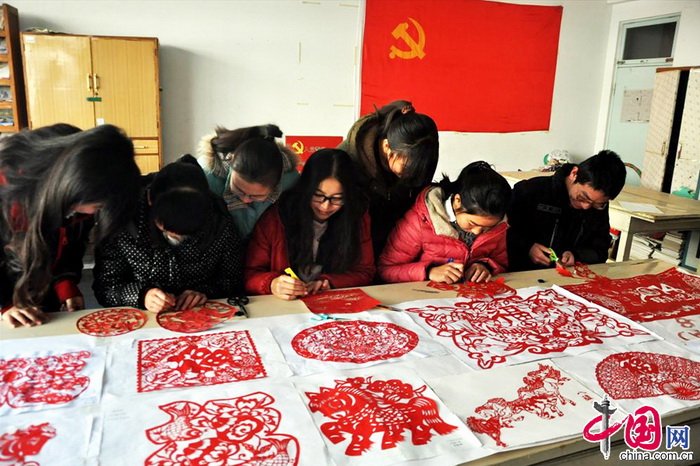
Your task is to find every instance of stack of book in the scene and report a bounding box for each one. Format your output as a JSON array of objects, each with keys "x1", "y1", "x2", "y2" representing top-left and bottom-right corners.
[{"x1": 629, "y1": 231, "x2": 685, "y2": 265}]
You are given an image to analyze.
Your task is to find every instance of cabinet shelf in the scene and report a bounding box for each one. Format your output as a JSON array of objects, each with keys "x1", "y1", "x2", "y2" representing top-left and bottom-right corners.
[{"x1": 0, "y1": 3, "x2": 27, "y2": 132}]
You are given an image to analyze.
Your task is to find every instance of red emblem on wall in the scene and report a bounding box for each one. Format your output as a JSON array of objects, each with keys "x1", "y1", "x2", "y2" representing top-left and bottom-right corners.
[
  {"x1": 0, "y1": 422, "x2": 57, "y2": 465},
  {"x1": 137, "y1": 331, "x2": 267, "y2": 393},
  {"x1": 563, "y1": 268, "x2": 700, "y2": 322},
  {"x1": 467, "y1": 363, "x2": 575, "y2": 447},
  {"x1": 0, "y1": 351, "x2": 91, "y2": 409},
  {"x1": 292, "y1": 321, "x2": 419, "y2": 363},
  {"x1": 306, "y1": 376, "x2": 457, "y2": 456},
  {"x1": 301, "y1": 289, "x2": 381, "y2": 314},
  {"x1": 406, "y1": 289, "x2": 647, "y2": 369},
  {"x1": 596, "y1": 352, "x2": 700, "y2": 401},
  {"x1": 145, "y1": 392, "x2": 299, "y2": 465},
  {"x1": 77, "y1": 308, "x2": 146, "y2": 337},
  {"x1": 156, "y1": 302, "x2": 238, "y2": 333}
]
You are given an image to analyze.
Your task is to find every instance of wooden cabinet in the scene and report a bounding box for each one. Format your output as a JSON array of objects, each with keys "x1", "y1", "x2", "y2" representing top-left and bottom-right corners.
[
  {"x1": 0, "y1": 3, "x2": 27, "y2": 132},
  {"x1": 21, "y1": 33, "x2": 161, "y2": 172}
]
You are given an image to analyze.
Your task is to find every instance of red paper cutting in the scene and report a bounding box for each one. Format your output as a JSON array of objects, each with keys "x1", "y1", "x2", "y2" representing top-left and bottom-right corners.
[
  {"x1": 306, "y1": 376, "x2": 457, "y2": 456},
  {"x1": 427, "y1": 278, "x2": 516, "y2": 299},
  {"x1": 406, "y1": 289, "x2": 647, "y2": 369},
  {"x1": 596, "y1": 352, "x2": 700, "y2": 401},
  {"x1": 301, "y1": 288, "x2": 381, "y2": 314},
  {"x1": 145, "y1": 392, "x2": 299, "y2": 465},
  {"x1": 0, "y1": 422, "x2": 56, "y2": 465},
  {"x1": 156, "y1": 302, "x2": 237, "y2": 333},
  {"x1": 77, "y1": 308, "x2": 146, "y2": 337},
  {"x1": 0, "y1": 351, "x2": 91, "y2": 409},
  {"x1": 292, "y1": 321, "x2": 419, "y2": 363},
  {"x1": 466, "y1": 363, "x2": 575, "y2": 447},
  {"x1": 572, "y1": 262, "x2": 605, "y2": 281},
  {"x1": 563, "y1": 268, "x2": 700, "y2": 322},
  {"x1": 137, "y1": 331, "x2": 266, "y2": 393}
]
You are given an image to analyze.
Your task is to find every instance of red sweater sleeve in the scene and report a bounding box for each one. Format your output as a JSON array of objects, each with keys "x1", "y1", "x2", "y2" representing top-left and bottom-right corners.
[
  {"x1": 377, "y1": 207, "x2": 432, "y2": 283},
  {"x1": 244, "y1": 209, "x2": 285, "y2": 295},
  {"x1": 318, "y1": 212, "x2": 375, "y2": 288}
]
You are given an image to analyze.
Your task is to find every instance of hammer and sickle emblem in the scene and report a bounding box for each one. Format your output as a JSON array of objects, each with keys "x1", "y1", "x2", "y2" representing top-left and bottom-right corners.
[
  {"x1": 389, "y1": 17, "x2": 426, "y2": 60},
  {"x1": 291, "y1": 140, "x2": 305, "y2": 155}
]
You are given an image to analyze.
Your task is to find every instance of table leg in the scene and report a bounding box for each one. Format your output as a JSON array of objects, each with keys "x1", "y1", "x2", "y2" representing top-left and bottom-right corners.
[{"x1": 616, "y1": 228, "x2": 633, "y2": 262}]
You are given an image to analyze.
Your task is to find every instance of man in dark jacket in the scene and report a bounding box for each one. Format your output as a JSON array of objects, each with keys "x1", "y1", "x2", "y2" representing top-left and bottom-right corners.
[
  {"x1": 507, "y1": 150, "x2": 626, "y2": 272},
  {"x1": 93, "y1": 155, "x2": 243, "y2": 312}
]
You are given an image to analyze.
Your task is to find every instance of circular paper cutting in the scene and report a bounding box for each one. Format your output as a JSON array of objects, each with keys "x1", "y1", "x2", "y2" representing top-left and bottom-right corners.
[
  {"x1": 156, "y1": 302, "x2": 237, "y2": 333},
  {"x1": 292, "y1": 321, "x2": 419, "y2": 363},
  {"x1": 77, "y1": 308, "x2": 147, "y2": 337}
]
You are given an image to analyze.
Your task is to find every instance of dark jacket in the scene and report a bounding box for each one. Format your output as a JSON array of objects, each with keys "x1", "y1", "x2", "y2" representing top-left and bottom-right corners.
[
  {"x1": 93, "y1": 178, "x2": 243, "y2": 309},
  {"x1": 338, "y1": 115, "x2": 423, "y2": 260},
  {"x1": 506, "y1": 164, "x2": 611, "y2": 272}
]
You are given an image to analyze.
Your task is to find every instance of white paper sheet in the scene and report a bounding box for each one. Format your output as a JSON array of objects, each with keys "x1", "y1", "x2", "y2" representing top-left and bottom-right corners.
[
  {"x1": 0, "y1": 406, "x2": 98, "y2": 465},
  {"x1": 427, "y1": 359, "x2": 613, "y2": 450},
  {"x1": 102, "y1": 327, "x2": 291, "y2": 397},
  {"x1": 618, "y1": 201, "x2": 664, "y2": 214},
  {"x1": 100, "y1": 380, "x2": 329, "y2": 466},
  {"x1": 292, "y1": 365, "x2": 482, "y2": 466},
  {"x1": 397, "y1": 287, "x2": 657, "y2": 370},
  {"x1": 553, "y1": 340, "x2": 700, "y2": 417},
  {"x1": 0, "y1": 334, "x2": 106, "y2": 416},
  {"x1": 642, "y1": 314, "x2": 700, "y2": 352},
  {"x1": 271, "y1": 310, "x2": 450, "y2": 376}
]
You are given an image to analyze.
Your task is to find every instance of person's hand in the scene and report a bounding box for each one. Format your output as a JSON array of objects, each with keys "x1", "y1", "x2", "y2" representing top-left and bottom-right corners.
[
  {"x1": 560, "y1": 251, "x2": 575, "y2": 267},
  {"x1": 1, "y1": 306, "x2": 47, "y2": 328},
  {"x1": 529, "y1": 243, "x2": 553, "y2": 266},
  {"x1": 428, "y1": 262, "x2": 464, "y2": 284},
  {"x1": 306, "y1": 279, "x2": 331, "y2": 295},
  {"x1": 465, "y1": 263, "x2": 492, "y2": 283},
  {"x1": 144, "y1": 288, "x2": 176, "y2": 313},
  {"x1": 271, "y1": 275, "x2": 308, "y2": 300},
  {"x1": 61, "y1": 296, "x2": 85, "y2": 312},
  {"x1": 175, "y1": 290, "x2": 207, "y2": 309}
]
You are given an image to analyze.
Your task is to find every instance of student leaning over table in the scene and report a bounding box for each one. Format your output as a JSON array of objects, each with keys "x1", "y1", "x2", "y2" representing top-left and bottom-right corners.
[
  {"x1": 93, "y1": 155, "x2": 243, "y2": 313},
  {"x1": 0, "y1": 124, "x2": 141, "y2": 328},
  {"x1": 245, "y1": 149, "x2": 375, "y2": 300},
  {"x1": 196, "y1": 124, "x2": 299, "y2": 242},
  {"x1": 378, "y1": 161, "x2": 511, "y2": 285},
  {"x1": 339, "y1": 100, "x2": 439, "y2": 260},
  {"x1": 507, "y1": 150, "x2": 626, "y2": 272}
]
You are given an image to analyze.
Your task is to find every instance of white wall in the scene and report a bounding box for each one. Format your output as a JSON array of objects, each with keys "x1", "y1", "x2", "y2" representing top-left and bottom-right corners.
[
  {"x1": 11, "y1": 0, "x2": 639, "y2": 178},
  {"x1": 594, "y1": 0, "x2": 700, "y2": 150}
]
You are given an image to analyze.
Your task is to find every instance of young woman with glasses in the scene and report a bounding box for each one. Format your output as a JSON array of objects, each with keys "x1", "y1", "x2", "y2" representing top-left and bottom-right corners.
[
  {"x1": 196, "y1": 124, "x2": 299, "y2": 241},
  {"x1": 245, "y1": 149, "x2": 375, "y2": 300}
]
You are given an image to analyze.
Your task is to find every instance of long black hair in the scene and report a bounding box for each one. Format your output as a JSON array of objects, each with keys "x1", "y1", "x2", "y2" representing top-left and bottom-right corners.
[
  {"x1": 278, "y1": 149, "x2": 366, "y2": 274},
  {"x1": 375, "y1": 100, "x2": 439, "y2": 188},
  {"x1": 438, "y1": 161, "x2": 511, "y2": 218},
  {"x1": 0, "y1": 124, "x2": 140, "y2": 308},
  {"x1": 210, "y1": 124, "x2": 285, "y2": 187}
]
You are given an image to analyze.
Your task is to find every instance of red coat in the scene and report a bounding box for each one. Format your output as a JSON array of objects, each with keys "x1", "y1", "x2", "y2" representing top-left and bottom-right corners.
[
  {"x1": 245, "y1": 206, "x2": 376, "y2": 295},
  {"x1": 378, "y1": 186, "x2": 508, "y2": 283}
]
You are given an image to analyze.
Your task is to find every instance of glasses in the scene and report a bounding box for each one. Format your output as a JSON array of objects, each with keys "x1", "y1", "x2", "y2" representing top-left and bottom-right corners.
[
  {"x1": 230, "y1": 181, "x2": 269, "y2": 201},
  {"x1": 312, "y1": 193, "x2": 344, "y2": 206},
  {"x1": 575, "y1": 192, "x2": 608, "y2": 210}
]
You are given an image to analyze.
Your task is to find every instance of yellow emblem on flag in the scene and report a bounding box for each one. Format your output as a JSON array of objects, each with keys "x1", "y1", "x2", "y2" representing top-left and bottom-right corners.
[{"x1": 389, "y1": 18, "x2": 426, "y2": 60}]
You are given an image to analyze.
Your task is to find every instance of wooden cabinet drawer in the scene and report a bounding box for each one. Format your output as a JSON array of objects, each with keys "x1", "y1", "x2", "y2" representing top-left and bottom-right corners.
[
  {"x1": 132, "y1": 138, "x2": 159, "y2": 155},
  {"x1": 135, "y1": 155, "x2": 160, "y2": 175}
]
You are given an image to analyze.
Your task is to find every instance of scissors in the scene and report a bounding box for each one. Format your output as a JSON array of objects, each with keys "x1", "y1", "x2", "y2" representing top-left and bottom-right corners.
[{"x1": 227, "y1": 296, "x2": 250, "y2": 318}]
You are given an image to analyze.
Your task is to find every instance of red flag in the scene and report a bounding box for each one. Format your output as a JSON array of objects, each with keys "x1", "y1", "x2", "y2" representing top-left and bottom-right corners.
[{"x1": 361, "y1": 0, "x2": 562, "y2": 132}]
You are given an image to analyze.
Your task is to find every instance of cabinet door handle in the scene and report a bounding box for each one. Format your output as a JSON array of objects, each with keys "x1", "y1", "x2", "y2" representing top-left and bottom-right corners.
[
  {"x1": 93, "y1": 74, "x2": 100, "y2": 90},
  {"x1": 87, "y1": 74, "x2": 93, "y2": 91},
  {"x1": 133, "y1": 145, "x2": 148, "y2": 149}
]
